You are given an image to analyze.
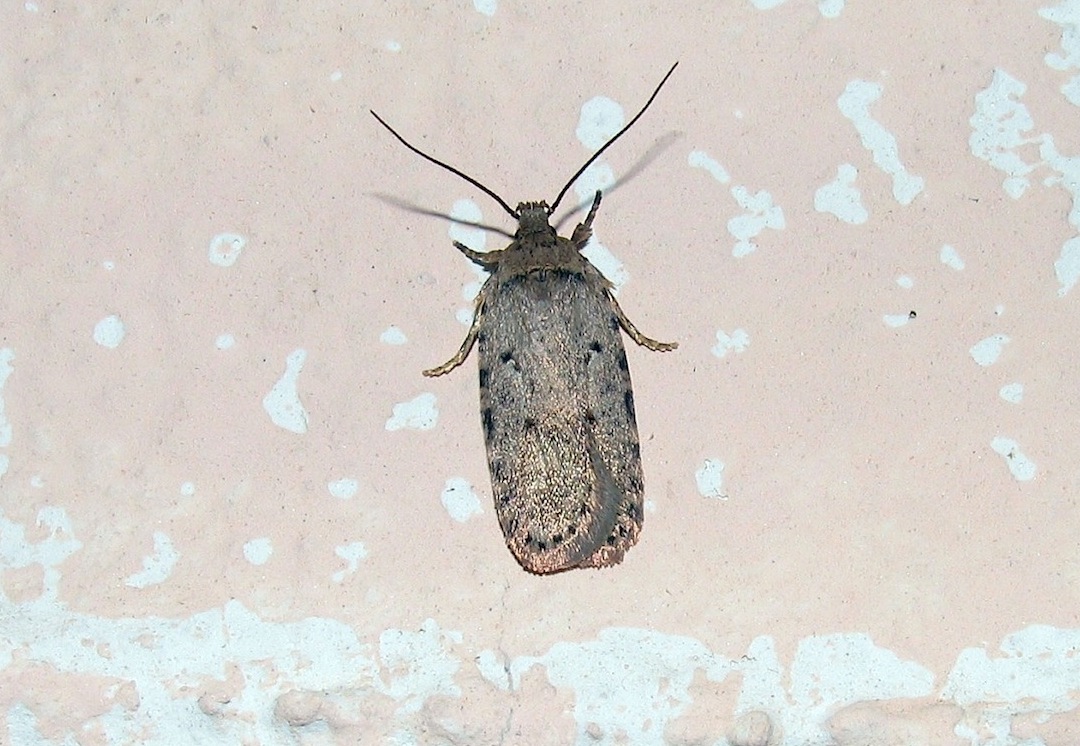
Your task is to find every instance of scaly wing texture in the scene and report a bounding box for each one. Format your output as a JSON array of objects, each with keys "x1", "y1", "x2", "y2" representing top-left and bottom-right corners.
[{"x1": 477, "y1": 268, "x2": 644, "y2": 573}]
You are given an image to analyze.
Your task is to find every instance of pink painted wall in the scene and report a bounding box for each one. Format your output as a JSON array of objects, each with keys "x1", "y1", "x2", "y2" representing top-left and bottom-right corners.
[{"x1": 1, "y1": 1, "x2": 1078, "y2": 743}]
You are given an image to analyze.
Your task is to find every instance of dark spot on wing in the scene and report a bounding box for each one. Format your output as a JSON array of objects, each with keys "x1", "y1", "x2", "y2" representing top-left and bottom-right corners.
[
  {"x1": 583, "y1": 408, "x2": 597, "y2": 425},
  {"x1": 616, "y1": 350, "x2": 629, "y2": 371},
  {"x1": 523, "y1": 417, "x2": 537, "y2": 430},
  {"x1": 551, "y1": 532, "x2": 564, "y2": 546},
  {"x1": 609, "y1": 315, "x2": 620, "y2": 332},
  {"x1": 482, "y1": 407, "x2": 495, "y2": 439},
  {"x1": 499, "y1": 350, "x2": 514, "y2": 364},
  {"x1": 589, "y1": 340, "x2": 603, "y2": 353},
  {"x1": 623, "y1": 389, "x2": 636, "y2": 419},
  {"x1": 478, "y1": 367, "x2": 489, "y2": 387}
]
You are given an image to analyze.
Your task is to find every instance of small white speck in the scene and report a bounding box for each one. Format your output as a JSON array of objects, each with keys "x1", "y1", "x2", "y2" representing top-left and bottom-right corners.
[
  {"x1": 711, "y1": 329, "x2": 750, "y2": 358},
  {"x1": 125, "y1": 532, "x2": 179, "y2": 588},
  {"x1": 385, "y1": 40, "x2": 401, "y2": 52},
  {"x1": 380, "y1": 326, "x2": 407, "y2": 345},
  {"x1": 262, "y1": 348, "x2": 310, "y2": 434},
  {"x1": 243, "y1": 537, "x2": 273, "y2": 565},
  {"x1": 30, "y1": 475, "x2": 44, "y2": 488},
  {"x1": 180, "y1": 482, "x2": 195, "y2": 497},
  {"x1": 441, "y1": 478, "x2": 483, "y2": 522},
  {"x1": 999, "y1": 383, "x2": 1024, "y2": 403},
  {"x1": 328, "y1": 478, "x2": 359, "y2": 500},
  {"x1": 896, "y1": 275, "x2": 914, "y2": 289},
  {"x1": 102, "y1": 260, "x2": 116, "y2": 271},
  {"x1": 25, "y1": 2, "x2": 39, "y2": 12},
  {"x1": 473, "y1": 0, "x2": 497, "y2": 16},
  {"x1": 332, "y1": 541, "x2": 368, "y2": 583},
  {"x1": 208, "y1": 232, "x2": 246, "y2": 267},
  {"x1": 969, "y1": 334, "x2": 1009, "y2": 366},
  {"x1": 215, "y1": 334, "x2": 235, "y2": 350},
  {"x1": 93, "y1": 315, "x2": 126, "y2": 349},
  {"x1": 386, "y1": 392, "x2": 438, "y2": 431},
  {"x1": 329, "y1": 70, "x2": 343, "y2": 82},
  {"x1": 577, "y1": 96, "x2": 624, "y2": 151},
  {"x1": 814, "y1": 163, "x2": 868, "y2": 224},
  {"x1": 688, "y1": 150, "x2": 731, "y2": 184},
  {"x1": 883, "y1": 313, "x2": 913, "y2": 328},
  {"x1": 940, "y1": 244, "x2": 965, "y2": 270},
  {"x1": 990, "y1": 437, "x2": 1036, "y2": 481},
  {"x1": 696, "y1": 459, "x2": 727, "y2": 500}
]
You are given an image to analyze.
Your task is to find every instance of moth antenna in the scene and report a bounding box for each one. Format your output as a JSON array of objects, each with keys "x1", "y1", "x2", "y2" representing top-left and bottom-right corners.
[
  {"x1": 548, "y1": 62, "x2": 678, "y2": 215},
  {"x1": 370, "y1": 110, "x2": 519, "y2": 219}
]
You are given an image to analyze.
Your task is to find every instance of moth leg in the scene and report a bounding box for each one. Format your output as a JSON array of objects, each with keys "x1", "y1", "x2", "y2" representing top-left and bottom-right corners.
[
  {"x1": 453, "y1": 241, "x2": 503, "y2": 271},
  {"x1": 609, "y1": 290, "x2": 678, "y2": 352},
  {"x1": 571, "y1": 191, "x2": 603, "y2": 249},
  {"x1": 423, "y1": 282, "x2": 488, "y2": 377}
]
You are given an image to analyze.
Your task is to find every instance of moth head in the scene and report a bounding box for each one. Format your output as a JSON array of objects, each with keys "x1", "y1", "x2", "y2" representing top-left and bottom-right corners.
[{"x1": 514, "y1": 201, "x2": 555, "y2": 239}]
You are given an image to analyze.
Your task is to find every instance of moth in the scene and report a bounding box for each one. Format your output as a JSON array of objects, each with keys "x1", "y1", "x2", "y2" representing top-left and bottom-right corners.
[{"x1": 371, "y1": 63, "x2": 678, "y2": 574}]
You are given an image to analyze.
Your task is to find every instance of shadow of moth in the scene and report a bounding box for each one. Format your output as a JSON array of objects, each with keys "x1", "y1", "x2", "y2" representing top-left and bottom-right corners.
[{"x1": 371, "y1": 63, "x2": 678, "y2": 574}]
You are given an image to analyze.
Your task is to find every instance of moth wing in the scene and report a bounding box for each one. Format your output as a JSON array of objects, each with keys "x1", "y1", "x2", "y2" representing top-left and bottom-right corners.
[{"x1": 478, "y1": 268, "x2": 644, "y2": 573}]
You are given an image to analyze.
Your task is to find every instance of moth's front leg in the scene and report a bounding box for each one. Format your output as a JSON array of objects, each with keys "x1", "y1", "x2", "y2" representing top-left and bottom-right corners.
[
  {"x1": 608, "y1": 289, "x2": 678, "y2": 352},
  {"x1": 571, "y1": 191, "x2": 603, "y2": 249},
  {"x1": 423, "y1": 280, "x2": 490, "y2": 377}
]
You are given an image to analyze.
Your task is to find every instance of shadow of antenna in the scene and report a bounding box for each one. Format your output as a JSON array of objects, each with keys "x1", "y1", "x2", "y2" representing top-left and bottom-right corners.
[
  {"x1": 367, "y1": 193, "x2": 516, "y2": 239},
  {"x1": 553, "y1": 130, "x2": 682, "y2": 231}
]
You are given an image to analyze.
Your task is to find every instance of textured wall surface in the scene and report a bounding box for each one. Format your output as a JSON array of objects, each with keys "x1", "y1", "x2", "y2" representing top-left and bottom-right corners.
[{"x1": 2, "y1": 1, "x2": 1079, "y2": 744}]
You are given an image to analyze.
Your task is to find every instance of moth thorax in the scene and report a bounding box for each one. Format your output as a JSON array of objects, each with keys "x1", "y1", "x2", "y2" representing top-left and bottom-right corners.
[{"x1": 514, "y1": 201, "x2": 555, "y2": 238}]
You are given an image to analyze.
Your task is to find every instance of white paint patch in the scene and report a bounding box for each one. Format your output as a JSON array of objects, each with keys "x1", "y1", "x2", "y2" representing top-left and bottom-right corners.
[
  {"x1": 943, "y1": 625, "x2": 1080, "y2": 714},
  {"x1": 29, "y1": 474, "x2": 43, "y2": 488},
  {"x1": 243, "y1": 537, "x2": 273, "y2": 565},
  {"x1": 999, "y1": 382, "x2": 1024, "y2": 403},
  {"x1": 581, "y1": 240, "x2": 629, "y2": 293},
  {"x1": 512, "y1": 628, "x2": 731, "y2": 744},
  {"x1": 577, "y1": 96, "x2": 624, "y2": 151},
  {"x1": 814, "y1": 163, "x2": 868, "y2": 224},
  {"x1": 818, "y1": 0, "x2": 845, "y2": 17},
  {"x1": 940, "y1": 244, "x2": 965, "y2": 270},
  {"x1": 448, "y1": 199, "x2": 486, "y2": 253},
  {"x1": 695, "y1": 459, "x2": 727, "y2": 499},
  {"x1": 385, "y1": 40, "x2": 401, "y2": 52},
  {"x1": 728, "y1": 186, "x2": 786, "y2": 257},
  {"x1": 125, "y1": 531, "x2": 179, "y2": 589},
  {"x1": 179, "y1": 482, "x2": 195, "y2": 497},
  {"x1": 380, "y1": 326, "x2": 407, "y2": 345},
  {"x1": 991, "y1": 436, "x2": 1037, "y2": 481},
  {"x1": 896, "y1": 275, "x2": 914, "y2": 289},
  {"x1": 385, "y1": 392, "x2": 439, "y2": 431},
  {"x1": 838, "y1": 80, "x2": 925, "y2": 205},
  {"x1": 378, "y1": 619, "x2": 462, "y2": 714},
  {"x1": 711, "y1": 329, "x2": 749, "y2": 358},
  {"x1": 571, "y1": 161, "x2": 616, "y2": 206},
  {"x1": 1040, "y1": 2, "x2": 1080, "y2": 106},
  {"x1": 475, "y1": 649, "x2": 511, "y2": 690},
  {"x1": 102, "y1": 259, "x2": 115, "y2": 271},
  {"x1": 882, "y1": 313, "x2": 913, "y2": 328},
  {"x1": 1055, "y1": 237, "x2": 1080, "y2": 296},
  {"x1": 449, "y1": 199, "x2": 489, "y2": 324},
  {"x1": 93, "y1": 315, "x2": 125, "y2": 349},
  {"x1": 0, "y1": 348, "x2": 13, "y2": 453},
  {"x1": 25, "y1": 2, "x2": 40, "y2": 11},
  {"x1": 329, "y1": 69, "x2": 342, "y2": 83},
  {"x1": 0, "y1": 507, "x2": 80, "y2": 602},
  {"x1": 969, "y1": 334, "x2": 1010, "y2": 366},
  {"x1": 473, "y1": 0, "x2": 497, "y2": 16},
  {"x1": 749, "y1": 0, "x2": 786, "y2": 8},
  {"x1": 207, "y1": 232, "x2": 246, "y2": 267},
  {"x1": 328, "y1": 478, "x2": 359, "y2": 500},
  {"x1": 440, "y1": 478, "x2": 483, "y2": 522},
  {"x1": 262, "y1": 348, "x2": 309, "y2": 434},
  {"x1": 688, "y1": 150, "x2": 731, "y2": 183},
  {"x1": 969, "y1": 70, "x2": 1039, "y2": 199},
  {"x1": 214, "y1": 333, "x2": 235, "y2": 350},
  {"x1": 332, "y1": 541, "x2": 368, "y2": 583}
]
